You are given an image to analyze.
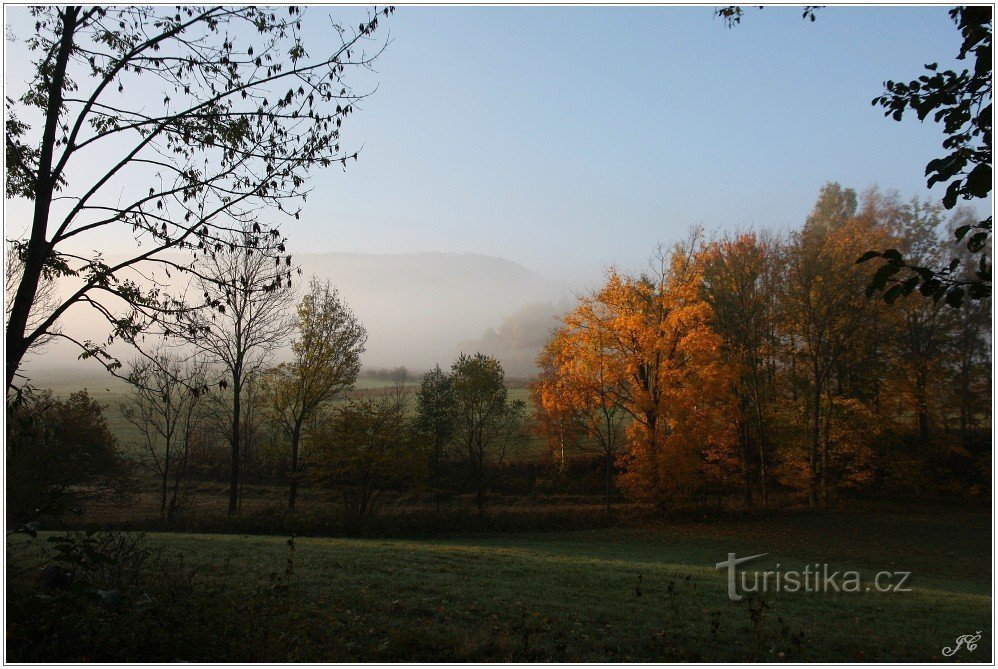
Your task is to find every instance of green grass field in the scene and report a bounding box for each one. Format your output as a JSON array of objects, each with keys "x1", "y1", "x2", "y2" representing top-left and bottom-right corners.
[{"x1": 8, "y1": 506, "x2": 991, "y2": 662}]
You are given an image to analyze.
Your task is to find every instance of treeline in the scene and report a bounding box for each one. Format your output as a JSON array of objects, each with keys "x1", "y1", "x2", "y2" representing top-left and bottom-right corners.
[
  {"x1": 7, "y1": 184, "x2": 990, "y2": 530},
  {"x1": 533, "y1": 183, "x2": 991, "y2": 511},
  {"x1": 6, "y1": 352, "x2": 530, "y2": 526}
]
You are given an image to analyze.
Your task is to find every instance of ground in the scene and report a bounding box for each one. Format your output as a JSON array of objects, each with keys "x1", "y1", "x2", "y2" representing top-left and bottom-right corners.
[{"x1": 8, "y1": 504, "x2": 990, "y2": 662}]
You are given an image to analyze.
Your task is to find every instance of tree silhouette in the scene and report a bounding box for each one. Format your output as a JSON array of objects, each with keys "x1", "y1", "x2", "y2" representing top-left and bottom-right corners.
[{"x1": 5, "y1": 5, "x2": 392, "y2": 391}]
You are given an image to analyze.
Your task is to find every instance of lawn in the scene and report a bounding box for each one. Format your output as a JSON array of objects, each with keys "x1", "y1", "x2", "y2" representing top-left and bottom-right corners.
[{"x1": 8, "y1": 505, "x2": 991, "y2": 662}]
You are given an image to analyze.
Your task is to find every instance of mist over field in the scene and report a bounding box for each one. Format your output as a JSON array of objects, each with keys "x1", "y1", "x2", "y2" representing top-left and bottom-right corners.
[{"x1": 20, "y1": 251, "x2": 579, "y2": 381}]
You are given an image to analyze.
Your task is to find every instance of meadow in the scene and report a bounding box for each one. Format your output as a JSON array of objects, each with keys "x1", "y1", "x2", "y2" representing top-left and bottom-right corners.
[
  {"x1": 13, "y1": 370, "x2": 991, "y2": 663},
  {"x1": 7, "y1": 504, "x2": 990, "y2": 662}
]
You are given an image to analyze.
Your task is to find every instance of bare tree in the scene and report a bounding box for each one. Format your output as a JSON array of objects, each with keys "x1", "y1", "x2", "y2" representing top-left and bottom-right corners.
[
  {"x1": 121, "y1": 349, "x2": 209, "y2": 518},
  {"x1": 5, "y1": 5, "x2": 392, "y2": 392},
  {"x1": 183, "y1": 228, "x2": 293, "y2": 514}
]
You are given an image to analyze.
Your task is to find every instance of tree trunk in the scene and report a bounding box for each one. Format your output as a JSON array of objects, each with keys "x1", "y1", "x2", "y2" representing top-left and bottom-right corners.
[
  {"x1": 915, "y1": 369, "x2": 929, "y2": 442},
  {"x1": 288, "y1": 419, "x2": 303, "y2": 511},
  {"x1": 474, "y1": 450, "x2": 485, "y2": 517},
  {"x1": 5, "y1": 7, "x2": 79, "y2": 392},
  {"x1": 228, "y1": 376, "x2": 241, "y2": 515},
  {"x1": 753, "y1": 391, "x2": 769, "y2": 508},
  {"x1": 604, "y1": 451, "x2": 613, "y2": 518},
  {"x1": 160, "y1": 470, "x2": 169, "y2": 517},
  {"x1": 645, "y1": 411, "x2": 659, "y2": 490},
  {"x1": 168, "y1": 471, "x2": 182, "y2": 519},
  {"x1": 821, "y1": 386, "x2": 831, "y2": 508},
  {"x1": 433, "y1": 441, "x2": 442, "y2": 513},
  {"x1": 738, "y1": 408, "x2": 754, "y2": 508},
  {"x1": 808, "y1": 371, "x2": 822, "y2": 508}
]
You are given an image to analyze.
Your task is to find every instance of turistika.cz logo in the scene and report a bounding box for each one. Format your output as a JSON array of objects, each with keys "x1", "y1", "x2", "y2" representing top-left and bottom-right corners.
[{"x1": 715, "y1": 553, "x2": 913, "y2": 602}]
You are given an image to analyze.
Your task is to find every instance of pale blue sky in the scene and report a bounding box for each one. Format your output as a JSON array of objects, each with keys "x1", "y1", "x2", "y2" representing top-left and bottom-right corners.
[
  {"x1": 5, "y1": 5, "x2": 976, "y2": 284},
  {"x1": 298, "y1": 5, "x2": 971, "y2": 282}
]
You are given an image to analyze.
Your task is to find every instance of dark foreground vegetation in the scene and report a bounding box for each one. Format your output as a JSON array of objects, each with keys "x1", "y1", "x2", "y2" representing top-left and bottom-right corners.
[{"x1": 7, "y1": 505, "x2": 990, "y2": 662}]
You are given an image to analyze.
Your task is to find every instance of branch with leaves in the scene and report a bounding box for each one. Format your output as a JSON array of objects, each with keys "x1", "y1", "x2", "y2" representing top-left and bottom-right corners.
[{"x1": 5, "y1": 5, "x2": 394, "y2": 392}]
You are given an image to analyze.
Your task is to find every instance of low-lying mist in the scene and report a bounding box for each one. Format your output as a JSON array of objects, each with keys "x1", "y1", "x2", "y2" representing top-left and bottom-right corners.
[{"x1": 21, "y1": 251, "x2": 578, "y2": 384}]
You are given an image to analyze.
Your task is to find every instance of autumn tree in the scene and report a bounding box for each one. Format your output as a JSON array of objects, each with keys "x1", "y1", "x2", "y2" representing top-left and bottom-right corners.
[
  {"x1": 531, "y1": 336, "x2": 585, "y2": 470},
  {"x1": 5, "y1": 5, "x2": 392, "y2": 392},
  {"x1": 121, "y1": 350, "x2": 209, "y2": 518},
  {"x1": 451, "y1": 353, "x2": 524, "y2": 515},
  {"x1": 700, "y1": 232, "x2": 776, "y2": 507},
  {"x1": 264, "y1": 278, "x2": 366, "y2": 511},
  {"x1": 183, "y1": 228, "x2": 292, "y2": 514},
  {"x1": 539, "y1": 235, "x2": 737, "y2": 508},
  {"x1": 779, "y1": 184, "x2": 894, "y2": 505},
  {"x1": 533, "y1": 322, "x2": 628, "y2": 516}
]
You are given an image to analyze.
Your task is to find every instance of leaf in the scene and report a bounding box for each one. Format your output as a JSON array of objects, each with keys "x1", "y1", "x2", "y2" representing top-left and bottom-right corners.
[
  {"x1": 944, "y1": 286, "x2": 965, "y2": 308},
  {"x1": 967, "y1": 231, "x2": 989, "y2": 253}
]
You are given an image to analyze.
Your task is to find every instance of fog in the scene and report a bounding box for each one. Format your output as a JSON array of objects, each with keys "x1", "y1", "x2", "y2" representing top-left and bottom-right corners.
[{"x1": 19, "y1": 251, "x2": 582, "y2": 383}]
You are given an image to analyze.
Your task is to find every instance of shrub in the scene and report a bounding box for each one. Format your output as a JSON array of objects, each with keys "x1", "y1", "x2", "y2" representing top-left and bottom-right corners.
[{"x1": 7, "y1": 389, "x2": 133, "y2": 525}]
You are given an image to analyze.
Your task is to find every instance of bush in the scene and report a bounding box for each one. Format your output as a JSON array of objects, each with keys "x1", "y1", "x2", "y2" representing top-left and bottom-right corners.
[{"x1": 7, "y1": 389, "x2": 133, "y2": 525}]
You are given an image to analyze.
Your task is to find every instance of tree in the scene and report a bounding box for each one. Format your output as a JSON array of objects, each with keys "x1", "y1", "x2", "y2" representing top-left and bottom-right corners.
[
  {"x1": 860, "y1": 7, "x2": 992, "y2": 306},
  {"x1": 450, "y1": 353, "x2": 524, "y2": 515},
  {"x1": 536, "y1": 235, "x2": 738, "y2": 509},
  {"x1": 265, "y1": 278, "x2": 366, "y2": 511},
  {"x1": 533, "y1": 323, "x2": 628, "y2": 516},
  {"x1": 4, "y1": 242, "x2": 59, "y2": 375},
  {"x1": 585, "y1": 241, "x2": 736, "y2": 506},
  {"x1": 309, "y1": 386, "x2": 416, "y2": 518},
  {"x1": 414, "y1": 364, "x2": 457, "y2": 511},
  {"x1": 121, "y1": 350, "x2": 209, "y2": 518},
  {"x1": 780, "y1": 185, "x2": 893, "y2": 506},
  {"x1": 5, "y1": 5, "x2": 392, "y2": 392},
  {"x1": 183, "y1": 228, "x2": 292, "y2": 514},
  {"x1": 942, "y1": 211, "x2": 992, "y2": 437},
  {"x1": 884, "y1": 199, "x2": 953, "y2": 442},
  {"x1": 700, "y1": 232, "x2": 776, "y2": 507},
  {"x1": 7, "y1": 389, "x2": 132, "y2": 524}
]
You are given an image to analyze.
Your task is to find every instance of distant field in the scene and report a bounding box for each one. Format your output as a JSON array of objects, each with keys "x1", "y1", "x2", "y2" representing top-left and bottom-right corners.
[
  {"x1": 27, "y1": 371, "x2": 549, "y2": 460},
  {"x1": 8, "y1": 506, "x2": 990, "y2": 662}
]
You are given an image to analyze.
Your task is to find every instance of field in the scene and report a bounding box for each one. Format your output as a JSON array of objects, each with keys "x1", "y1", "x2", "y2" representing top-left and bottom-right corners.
[
  {"x1": 8, "y1": 505, "x2": 991, "y2": 662},
  {"x1": 26, "y1": 371, "x2": 551, "y2": 461}
]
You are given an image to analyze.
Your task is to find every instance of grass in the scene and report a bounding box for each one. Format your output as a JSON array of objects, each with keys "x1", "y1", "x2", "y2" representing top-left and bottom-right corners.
[{"x1": 8, "y1": 505, "x2": 991, "y2": 662}]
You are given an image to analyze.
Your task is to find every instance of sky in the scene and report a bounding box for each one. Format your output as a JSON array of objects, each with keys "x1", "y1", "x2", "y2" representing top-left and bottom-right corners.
[
  {"x1": 4, "y1": 5, "x2": 976, "y2": 285},
  {"x1": 286, "y1": 5, "x2": 970, "y2": 283},
  {"x1": 3, "y1": 4, "x2": 985, "y2": 373}
]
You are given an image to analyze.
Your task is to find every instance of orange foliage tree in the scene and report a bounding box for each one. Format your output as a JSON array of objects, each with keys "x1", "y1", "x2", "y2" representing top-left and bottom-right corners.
[{"x1": 535, "y1": 235, "x2": 738, "y2": 508}]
